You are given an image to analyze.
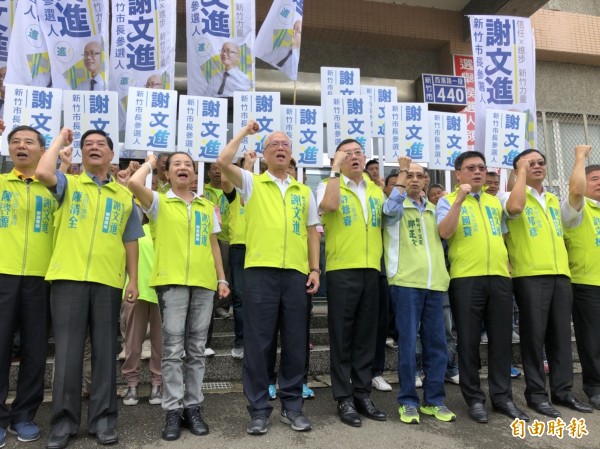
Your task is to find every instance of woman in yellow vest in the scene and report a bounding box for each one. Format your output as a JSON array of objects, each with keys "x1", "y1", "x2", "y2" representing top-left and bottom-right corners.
[{"x1": 128, "y1": 152, "x2": 229, "y2": 442}]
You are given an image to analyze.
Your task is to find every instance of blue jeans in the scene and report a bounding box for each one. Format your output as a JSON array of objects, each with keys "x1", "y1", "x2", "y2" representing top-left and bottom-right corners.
[
  {"x1": 157, "y1": 286, "x2": 213, "y2": 411},
  {"x1": 390, "y1": 286, "x2": 447, "y2": 407}
]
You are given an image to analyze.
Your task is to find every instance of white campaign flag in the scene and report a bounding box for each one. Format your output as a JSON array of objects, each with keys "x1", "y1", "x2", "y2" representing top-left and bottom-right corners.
[
  {"x1": 5, "y1": 0, "x2": 51, "y2": 88},
  {"x1": 428, "y1": 111, "x2": 468, "y2": 170},
  {"x1": 110, "y1": 0, "x2": 176, "y2": 130},
  {"x1": 469, "y1": 15, "x2": 536, "y2": 155},
  {"x1": 325, "y1": 95, "x2": 372, "y2": 158},
  {"x1": 37, "y1": 0, "x2": 110, "y2": 91},
  {"x1": 281, "y1": 105, "x2": 323, "y2": 167},
  {"x1": 186, "y1": 0, "x2": 255, "y2": 98},
  {"x1": 255, "y1": 0, "x2": 303, "y2": 81},
  {"x1": 384, "y1": 103, "x2": 429, "y2": 163},
  {"x1": 485, "y1": 109, "x2": 526, "y2": 169},
  {"x1": 233, "y1": 91, "x2": 281, "y2": 156},
  {"x1": 0, "y1": 0, "x2": 15, "y2": 118}
]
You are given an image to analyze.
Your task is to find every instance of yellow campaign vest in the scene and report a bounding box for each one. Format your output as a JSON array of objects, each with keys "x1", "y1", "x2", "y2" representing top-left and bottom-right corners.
[
  {"x1": 0, "y1": 171, "x2": 58, "y2": 276},
  {"x1": 564, "y1": 199, "x2": 600, "y2": 286},
  {"x1": 46, "y1": 173, "x2": 134, "y2": 289},
  {"x1": 446, "y1": 191, "x2": 509, "y2": 279},
  {"x1": 150, "y1": 193, "x2": 217, "y2": 290},
  {"x1": 125, "y1": 224, "x2": 158, "y2": 303},
  {"x1": 384, "y1": 198, "x2": 449, "y2": 291},
  {"x1": 505, "y1": 190, "x2": 570, "y2": 278},
  {"x1": 321, "y1": 175, "x2": 383, "y2": 271},
  {"x1": 228, "y1": 192, "x2": 246, "y2": 245},
  {"x1": 244, "y1": 172, "x2": 311, "y2": 274},
  {"x1": 204, "y1": 184, "x2": 230, "y2": 242}
]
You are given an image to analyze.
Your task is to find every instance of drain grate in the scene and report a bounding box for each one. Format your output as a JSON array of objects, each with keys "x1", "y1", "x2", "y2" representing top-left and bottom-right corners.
[{"x1": 203, "y1": 381, "x2": 233, "y2": 390}]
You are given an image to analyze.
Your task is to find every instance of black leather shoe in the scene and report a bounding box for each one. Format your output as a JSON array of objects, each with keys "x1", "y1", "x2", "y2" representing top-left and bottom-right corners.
[
  {"x1": 183, "y1": 406, "x2": 209, "y2": 436},
  {"x1": 162, "y1": 409, "x2": 184, "y2": 441},
  {"x1": 95, "y1": 429, "x2": 118, "y2": 445},
  {"x1": 528, "y1": 401, "x2": 561, "y2": 418},
  {"x1": 47, "y1": 433, "x2": 71, "y2": 449},
  {"x1": 493, "y1": 401, "x2": 530, "y2": 422},
  {"x1": 590, "y1": 395, "x2": 600, "y2": 410},
  {"x1": 468, "y1": 402, "x2": 488, "y2": 423},
  {"x1": 552, "y1": 397, "x2": 593, "y2": 414},
  {"x1": 354, "y1": 398, "x2": 387, "y2": 421},
  {"x1": 338, "y1": 400, "x2": 361, "y2": 427}
]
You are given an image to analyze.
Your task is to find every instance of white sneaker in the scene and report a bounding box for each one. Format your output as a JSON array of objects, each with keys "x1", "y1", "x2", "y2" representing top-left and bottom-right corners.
[
  {"x1": 415, "y1": 376, "x2": 423, "y2": 388},
  {"x1": 123, "y1": 386, "x2": 139, "y2": 406},
  {"x1": 231, "y1": 347, "x2": 244, "y2": 359},
  {"x1": 117, "y1": 349, "x2": 126, "y2": 360},
  {"x1": 149, "y1": 385, "x2": 162, "y2": 405},
  {"x1": 480, "y1": 332, "x2": 488, "y2": 344},
  {"x1": 385, "y1": 338, "x2": 397, "y2": 349},
  {"x1": 445, "y1": 374, "x2": 459, "y2": 385},
  {"x1": 204, "y1": 347, "x2": 215, "y2": 357},
  {"x1": 511, "y1": 331, "x2": 520, "y2": 343},
  {"x1": 372, "y1": 376, "x2": 392, "y2": 392}
]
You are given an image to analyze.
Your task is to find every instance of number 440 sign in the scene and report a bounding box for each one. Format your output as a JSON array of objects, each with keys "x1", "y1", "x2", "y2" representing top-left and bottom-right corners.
[{"x1": 421, "y1": 74, "x2": 467, "y2": 107}]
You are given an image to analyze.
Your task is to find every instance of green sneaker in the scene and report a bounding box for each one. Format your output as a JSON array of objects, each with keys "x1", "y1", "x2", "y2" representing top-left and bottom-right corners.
[
  {"x1": 398, "y1": 405, "x2": 420, "y2": 424},
  {"x1": 420, "y1": 405, "x2": 456, "y2": 422}
]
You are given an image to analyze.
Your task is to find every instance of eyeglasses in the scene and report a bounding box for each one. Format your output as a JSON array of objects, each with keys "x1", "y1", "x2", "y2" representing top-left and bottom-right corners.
[
  {"x1": 266, "y1": 141, "x2": 291, "y2": 150},
  {"x1": 82, "y1": 51, "x2": 101, "y2": 58},
  {"x1": 406, "y1": 173, "x2": 424, "y2": 180},
  {"x1": 460, "y1": 164, "x2": 487, "y2": 172},
  {"x1": 528, "y1": 160, "x2": 546, "y2": 167},
  {"x1": 220, "y1": 49, "x2": 238, "y2": 55}
]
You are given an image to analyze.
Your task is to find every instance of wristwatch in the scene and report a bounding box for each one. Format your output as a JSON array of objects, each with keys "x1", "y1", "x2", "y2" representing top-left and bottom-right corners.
[{"x1": 329, "y1": 171, "x2": 341, "y2": 178}]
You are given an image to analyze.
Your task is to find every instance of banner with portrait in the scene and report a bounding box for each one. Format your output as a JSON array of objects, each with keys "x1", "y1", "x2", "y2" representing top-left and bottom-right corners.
[{"x1": 186, "y1": 0, "x2": 255, "y2": 98}]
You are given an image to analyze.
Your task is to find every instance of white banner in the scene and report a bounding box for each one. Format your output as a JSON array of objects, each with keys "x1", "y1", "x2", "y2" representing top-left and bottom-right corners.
[
  {"x1": 485, "y1": 109, "x2": 526, "y2": 169},
  {"x1": 186, "y1": 0, "x2": 255, "y2": 97},
  {"x1": 384, "y1": 103, "x2": 429, "y2": 163},
  {"x1": 281, "y1": 105, "x2": 323, "y2": 168},
  {"x1": 0, "y1": 0, "x2": 14, "y2": 118},
  {"x1": 325, "y1": 95, "x2": 371, "y2": 158},
  {"x1": 177, "y1": 96, "x2": 228, "y2": 162},
  {"x1": 233, "y1": 91, "x2": 281, "y2": 156},
  {"x1": 255, "y1": 0, "x2": 303, "y2": 81},
  {"x1": 38, "y1": 0, "x2": 109, "y2": 91},
  {"x1": 124, "y1": 87, "x2": 177, "y2": 151},
  {"x1": 320, "y1": 67, "x2": 360, "y2": 118},
  {"x1": 110, "y1": 0, "x2": 176, "y2": 130},
  {"x1": 4, "y1": 0, "x2": 51, "y2": 89},
  {"x1": 428, "y1": 111, "x2": 468, "y2": 170},
  {"x1": 1, "y1": 84, "x2": 62, "y2": 153},
  {"x1": 470, "y1": 15, "x2": 536, "y2": 152},
  {"x1": 361, "y1": 85, "x2": 397, "y2": 138},
  {"x1": 63, "y1": 91, "x2": 119, "y2": 163}
]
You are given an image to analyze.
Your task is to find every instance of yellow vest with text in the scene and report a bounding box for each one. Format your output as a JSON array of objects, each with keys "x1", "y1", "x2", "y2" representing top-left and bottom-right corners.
[
  {"x1": 204, "y1": 184, "x2": 230, "y2": 242},
  {"x1": 321, "y1": 175, "x2": 383, "y2": 271},
  {"x1": 384, "y1": 197, "x2": 449, "y2": 291},
  {"x1": 446, "y1": 191, "x2": 509, "y2": 278},
  {"x1": 228, "y1": 192, "x2": 246, "y2": 245},
  {"x1": 244, "y1": 172, "x2": 311, "y2": 274},
  {"x1": 0, "y1": 171, "x2": 57, "y2": 276},
  {"x1": 505, "y1": 190, "x2": 570, "y2": 278},
  {"x1": 564, "y1": 199, "x2": 600, "y2": 286},
  {"x1": 46, "y1": 173, "x2": 134, "y2": 288},
  {"x1": 150, "y1": 193, "x2": 217, "y2": 290}
]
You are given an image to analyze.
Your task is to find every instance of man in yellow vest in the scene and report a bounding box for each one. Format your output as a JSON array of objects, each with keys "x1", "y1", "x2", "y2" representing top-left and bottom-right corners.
[
  {"x1": 383, "y1": 156, "x2": 456, "y2": 424},
  {"x1": 36, "y1": 128, "x2": 143, "y2": 449},
  {"x1": 563, "y1": 146, "x2": 600, "y2": 410},
  {"x1": 317, "y1": 139, "x2": 387, "y2": 427},
  {"x1": 502, "y1": 149, "x2": 592, "y2": 417},
  {"x1": 436, "y1": 151, "x2": 528, "y2": 424},
  {"x1": 216, "y1": 120, "x2": 320, "y2": 435},
  {"x1": 0, "y1": 126, "x2": 57, "y2": 445}
]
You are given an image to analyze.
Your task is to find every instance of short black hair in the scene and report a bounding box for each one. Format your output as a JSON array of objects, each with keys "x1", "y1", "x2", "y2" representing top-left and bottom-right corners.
[
  {"x1": 335, "y1": 138, "x2": 363, "y2": 152},
  {"x1": 428, "y1": 183, "x2": 444, "y2": 194},
  {"x1": 586, "y1": 164, "x2": 600, "y2": 176},
  {"x1": 81, "y1": 129, "x2": 114, "y2": 151},
  {"x1": 486, "y1": 171, "x2": 500, "y2": 178},
  {"x1": 385, "y1": 172, "x2": 398, "y2": 186},
  {"x1": 366, "y1": 159, "x2": 379, "y2": 169},
  {"x1": 165, "y1": 152, "x2": 194, "y2": 171},
  {"x1": 7, "y1": 126, "x2": 45, "y2": 148},
  {"x1": 512, "y1": 149, "x2": 545, "y2": 170},
  {"x1": 454, "y1": 151, "x2": 486, "y2": 170}
]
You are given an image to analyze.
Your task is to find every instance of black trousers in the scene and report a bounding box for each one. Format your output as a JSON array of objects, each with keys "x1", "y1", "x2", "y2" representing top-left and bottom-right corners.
[
  {"x1": 449, "y1": 276, "x2": 513, "y2": 407},
  {"x1": 572, "y1": 283, "x2": 600, "y2": 399},
  {"x1": 49, "y1": 281, "x2": 121, "y2": 436},
  {"x1": 513, "y1": 275, "x2": 574, "y2": 404},
  {"x1": 0, "y1": 274, "x2": 49, "y2": 428},
  {"x1": 372, "y1": 274, "x2": 389, "y2": 377},
  {"x1": 242, "y1": 268, "x2": 308, "y2": 417},
  {"x1": 327, "y1": 269, "x2": 379, "y2": 401}
]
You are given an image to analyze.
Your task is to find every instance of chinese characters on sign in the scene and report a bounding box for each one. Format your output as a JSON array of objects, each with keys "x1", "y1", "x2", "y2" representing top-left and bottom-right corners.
[
  {"x1": 325, "y1": 95, "x2": 372, "y2": 158},
  {"x1": 320, "y1": 67, "x2": 360, "y2": 118},
  {"x1": 421, "y1": 74, "x2": 467, "y2": 107},
  {"x1": 453, "y1": 54, "x2": 476, "y2": 150},
  {"x1": 177, "y1": 96, "x2": 228, "y2": 162},
  {"x1": 428, "y1": 111, "x2": 468, "y2": 170},
  {"x1": 124, "y1": 86, "x2": 177, "y2": 151},
  {"x1": 384, "y1": 103, "x2": 429, "y2": 163},
  {"x1": 484, "y1": 109, "x2": 526, "y2": 169},
  {"x1": 281, "y1": 105, "x2": 323, "y2": 168},
  {"x1": 361, "y1": 85, "x2": 397, "y2": 138},
  {"x1": 233, "y1": 91, "x2": 281, "y2": 156},
  {"x1": 511, "y1": 417, "x2": 589, "y2": 440}
]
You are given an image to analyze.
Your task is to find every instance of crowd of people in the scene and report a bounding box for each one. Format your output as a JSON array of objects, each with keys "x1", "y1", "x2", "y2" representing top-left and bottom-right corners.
[{"x1": 1, "y1": 118, "x2": 599, "y2": 448}]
